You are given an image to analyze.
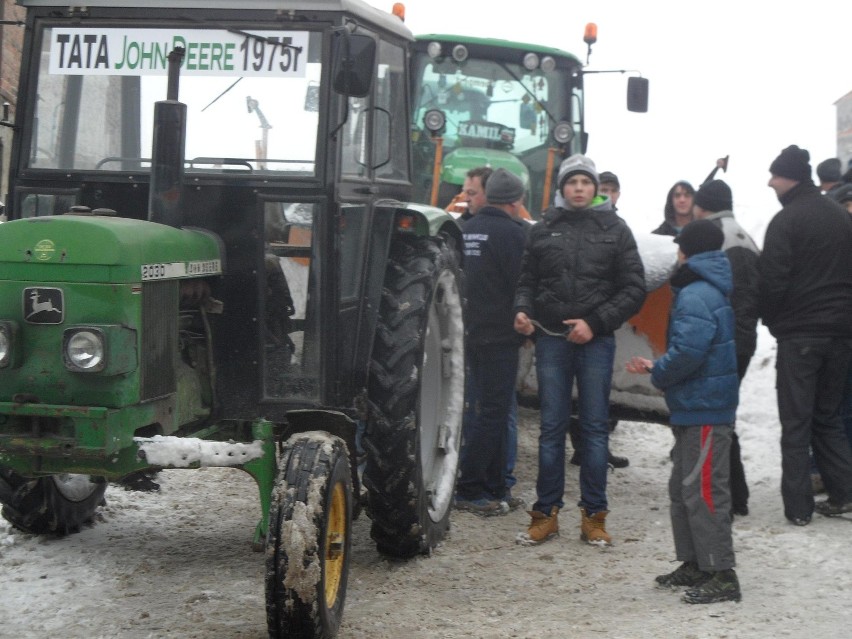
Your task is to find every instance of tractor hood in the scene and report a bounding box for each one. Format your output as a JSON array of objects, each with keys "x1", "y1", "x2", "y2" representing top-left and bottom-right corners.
[{"x1": 0, "y1": 216, "x2": 223, "y2": 283}]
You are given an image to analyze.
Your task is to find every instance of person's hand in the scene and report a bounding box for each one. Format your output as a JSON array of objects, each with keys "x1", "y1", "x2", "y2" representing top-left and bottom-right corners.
[
  {"x1": 515, "y1": 312, "x2": 534, "y2": 336},
  {"x1": 625, "y1": 356, "x2": 653, "y2": 374},
  {"x1": 563, "y1": 319, "x2": 592, "y2": 344}
]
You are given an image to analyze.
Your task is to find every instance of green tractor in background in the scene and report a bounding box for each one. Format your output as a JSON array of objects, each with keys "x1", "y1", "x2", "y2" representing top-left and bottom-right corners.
[
  {"x1": 409, "y1": 32, "x2": 649, "y2": 216},
  {"x1": 0, "y1": 1, "x2": 465, "y2": 637}
]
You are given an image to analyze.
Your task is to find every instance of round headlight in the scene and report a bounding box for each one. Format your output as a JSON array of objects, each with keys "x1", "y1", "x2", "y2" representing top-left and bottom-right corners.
[
  {"x1": 423, "y1": 109, "x2": 446, "y2": 134},
  {"x1": 66, "y1": 330, "x2": 105, "y2": 371},
  {"x1": 427, "y1": 41, "x2": 442, "y2": 59},
  {"x1": 451, "y1": 44, "x2": 469, "y2": 62},
  {"x1": 553, "y1": 121, "x2": 575, "y2": 145},
  {"x1": 540, "y1": 56, "x2": 556, "y2": 73},
  {"x1": 522, "y1": 52, "x2": 540, "y2": 71}
]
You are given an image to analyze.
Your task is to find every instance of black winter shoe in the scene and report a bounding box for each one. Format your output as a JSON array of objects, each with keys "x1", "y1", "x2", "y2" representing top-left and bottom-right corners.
[
  {"x1": 608, "y1": 451, "x2": 629, "y2": 469},
  {"x1": 655, "y1": 561, "x2": 711, "y2": 589},
  {"x1": 815, "y1": 499, "x2": 852, "y2": 516},
  {"x1": 682, "y1": 569, "x2": 741, "y2": 604}
]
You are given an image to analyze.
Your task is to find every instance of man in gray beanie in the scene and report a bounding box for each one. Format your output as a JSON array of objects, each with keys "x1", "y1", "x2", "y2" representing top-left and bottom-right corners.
[
  {"x1": 693, "y1": 179, "x2": 760, "y2": 517},
  {"x1": 760, "y1": 145, "x2": 852, "y2": 524},
  {"x1": 455, "y1": 167, "x2": 528, "y2": 516},
  {"x1": 513, "y1": 153, "x2": 645, "y2": 546}
]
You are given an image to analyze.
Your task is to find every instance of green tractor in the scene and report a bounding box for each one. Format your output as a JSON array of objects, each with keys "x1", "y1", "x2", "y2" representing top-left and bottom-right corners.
[
  {"x1": 0, "y1": 1, "x2": 464, "y2": 637},
  {"x1": 409, "y1": 32, "x2": 649, "y2": 216}
]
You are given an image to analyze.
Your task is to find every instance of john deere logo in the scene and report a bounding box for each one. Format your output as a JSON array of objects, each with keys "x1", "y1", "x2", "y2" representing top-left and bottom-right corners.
[
  {"x1": 23, "y1": 287, "x2": 64, "y2": 324},
  {"x1": 34, "y1": 239, "x2": 56, "y2": 262}
]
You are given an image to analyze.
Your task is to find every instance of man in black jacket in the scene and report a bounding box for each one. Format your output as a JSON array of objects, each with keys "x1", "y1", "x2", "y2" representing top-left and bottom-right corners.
[
  {"x1": 454, "y1": 168, "x2": 528, "y2": 516},
  {"x1": 513, "y1": 154, "x2": 645, "y2": 546},
  {"x1": 693, "y1": 179, "x2": 759, "y2": 517},
  {"x1": 759, "y1": 145, "x2": 852, "y2": 523}
]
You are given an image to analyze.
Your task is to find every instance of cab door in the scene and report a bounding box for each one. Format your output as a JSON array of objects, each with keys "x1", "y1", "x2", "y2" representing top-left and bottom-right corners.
[{"x1": 335, "y1": 34, "x2": 412, "y2": 403}]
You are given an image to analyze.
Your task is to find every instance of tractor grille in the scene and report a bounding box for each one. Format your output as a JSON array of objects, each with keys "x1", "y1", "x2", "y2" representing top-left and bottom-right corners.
[{"x1": 140, "y1": 281, "x2": 178, "y2": 400}]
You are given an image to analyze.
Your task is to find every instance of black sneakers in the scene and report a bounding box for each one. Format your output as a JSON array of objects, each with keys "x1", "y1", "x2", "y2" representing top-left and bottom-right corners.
[
  {"x1": 815, "y1": 499, "x2": 852, "y2": 516},
  {"x1": 682, "y1": 569, "x2": 742, "y2": 604},
  {"x1": 655, "y1": 561, "x2": 710, "y2": 589}
]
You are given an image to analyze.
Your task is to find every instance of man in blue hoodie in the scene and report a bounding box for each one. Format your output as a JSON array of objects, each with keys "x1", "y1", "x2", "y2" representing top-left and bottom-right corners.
[{"x1": 627, "y1": 218, "x2": 741, "y2": 604}]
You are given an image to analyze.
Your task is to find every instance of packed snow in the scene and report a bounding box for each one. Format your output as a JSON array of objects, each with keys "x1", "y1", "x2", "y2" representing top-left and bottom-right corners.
[{"x1": 1, "y1": 321, "x2": 851, "y2": 638}]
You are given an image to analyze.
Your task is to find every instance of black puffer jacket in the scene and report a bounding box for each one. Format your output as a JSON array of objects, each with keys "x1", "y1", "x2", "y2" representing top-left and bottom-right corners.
[
  {"x1": 759, "y1": 181, "x2": 852, "y2": 339},
  {"x1": 514, "y1": 196, "x2": 646, "y2": 336}
]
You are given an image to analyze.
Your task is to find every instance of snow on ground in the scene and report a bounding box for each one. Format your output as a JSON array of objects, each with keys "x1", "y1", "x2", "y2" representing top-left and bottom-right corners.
[{"x1": 1, "y1": 326, "x2": 851, "y2": 638}]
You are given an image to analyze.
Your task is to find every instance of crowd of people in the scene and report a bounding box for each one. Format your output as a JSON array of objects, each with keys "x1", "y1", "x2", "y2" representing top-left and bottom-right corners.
[{"x1": 452, "y1": 145, "x2": 852, "y2": 606}]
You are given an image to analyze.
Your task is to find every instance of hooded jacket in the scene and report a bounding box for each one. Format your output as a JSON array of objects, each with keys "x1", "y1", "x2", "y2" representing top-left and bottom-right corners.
[
  {"x1": 651, "y1": 251, "x2": 739, "y2": 426},
  {"x1": 759, "y1": 181, "x2": 852, "y2": 339},
  {"x1": 513, "y1": 195, "x2": 646, "y2": 336},
  {"x1": 652, "y1": 180, "x2": 694, "y2": 236}
]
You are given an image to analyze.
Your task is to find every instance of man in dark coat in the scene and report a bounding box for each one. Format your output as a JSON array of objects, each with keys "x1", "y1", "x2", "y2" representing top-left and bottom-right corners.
[
  {"x1": 454, "y1": 168, "x2": 527, "y2": 515},
  {"x1": 693, "y1": 179, "x2": 759, "y2": 516},
  {"x1": 513, "y1": 154, "x2": 645, "y2": 546},
  {"x1": 759, "y1": 145, "x2": 852, "y2": 523}
]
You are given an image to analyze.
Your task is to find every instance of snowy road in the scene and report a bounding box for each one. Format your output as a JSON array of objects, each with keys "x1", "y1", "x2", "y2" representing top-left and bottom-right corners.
[{"x1": 1, "y1": 337, "x2": 851, "y2": 638}]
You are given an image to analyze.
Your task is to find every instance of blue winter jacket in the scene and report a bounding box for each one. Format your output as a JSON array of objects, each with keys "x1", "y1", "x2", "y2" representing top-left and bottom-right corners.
[{"x1": 650, "y1": 250, "x2": 739, "y2": 426}]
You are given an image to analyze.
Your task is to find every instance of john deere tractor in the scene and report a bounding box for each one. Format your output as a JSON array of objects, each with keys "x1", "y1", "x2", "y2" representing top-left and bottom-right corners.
[{"x1": 0, "y1": 1, "x2": 464, "y2": 637}]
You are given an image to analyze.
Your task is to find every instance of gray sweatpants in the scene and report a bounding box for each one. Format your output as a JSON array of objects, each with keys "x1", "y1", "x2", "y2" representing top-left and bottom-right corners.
[{"x1": 669, "y1": 424, "x2": 736, "y2": 572}]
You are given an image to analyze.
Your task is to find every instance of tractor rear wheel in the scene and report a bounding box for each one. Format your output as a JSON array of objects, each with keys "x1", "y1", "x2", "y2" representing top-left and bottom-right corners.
[
  {"x1": 265, "y1": 434, "x2": 352, "y2": 639},
  {"x1": 0, "y1": 469, "x2": 107, "y2": 535},
  {"x1": 364, "y1": 234, "x2": 465, "y2": 558}
]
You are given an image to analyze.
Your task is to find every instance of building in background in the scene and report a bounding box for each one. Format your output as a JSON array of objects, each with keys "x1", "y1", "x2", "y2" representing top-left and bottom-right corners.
[
  {"x1": 0, "y1": 0, "x2": 25, "y2": 217},
  {"x1": 837, "y1": 90, "x2": 852, "y2": 173}
]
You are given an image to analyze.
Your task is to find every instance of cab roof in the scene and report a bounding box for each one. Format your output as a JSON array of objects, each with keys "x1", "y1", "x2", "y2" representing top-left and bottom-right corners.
[{"x1": 16, "y1": 0, "x2": 413, "y2": 40}]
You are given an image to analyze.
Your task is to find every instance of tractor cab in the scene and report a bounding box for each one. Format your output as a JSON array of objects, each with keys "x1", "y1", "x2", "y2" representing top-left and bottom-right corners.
[{"x1": 0, "y1": 2, "x2": 466, "y2": 636}]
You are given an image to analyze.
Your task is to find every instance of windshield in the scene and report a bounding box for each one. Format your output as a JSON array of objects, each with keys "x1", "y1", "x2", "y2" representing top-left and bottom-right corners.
[
  {"x1": 30, "y1": 26, "x2": 323, "y2": 175},
  {"x1": 410, "y1": 50, "x2": 578, "y2": 212},
  {"x1": 412, "y1": 54, "x2": 570, "y2": 156}
]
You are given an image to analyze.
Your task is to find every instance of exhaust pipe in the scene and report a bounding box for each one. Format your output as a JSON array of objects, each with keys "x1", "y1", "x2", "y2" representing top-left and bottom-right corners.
[{"x1": 148, "y1": 47, "x2": 187, "y2": 228}]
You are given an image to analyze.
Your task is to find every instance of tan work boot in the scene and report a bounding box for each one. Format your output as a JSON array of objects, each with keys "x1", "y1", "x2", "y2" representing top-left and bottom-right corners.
[
  {"x1": 515, "y1": 506, "x2": 559, "y2": 546},
  {"x1": 580, "y1": 508, "x2": 612, "y2": 546}
]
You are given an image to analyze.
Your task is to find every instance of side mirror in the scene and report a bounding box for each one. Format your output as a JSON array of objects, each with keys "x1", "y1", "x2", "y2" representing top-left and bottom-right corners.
[
  {"x1": 627, "y1": 77, "x2": 649, "y2": 113},
  {"x1": 332, "y1": 33, "x2": 376, "y2": 98}
]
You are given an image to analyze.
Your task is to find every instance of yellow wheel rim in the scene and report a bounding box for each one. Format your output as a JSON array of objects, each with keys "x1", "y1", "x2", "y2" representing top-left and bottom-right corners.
[{"x1": 323, "y1": 480, "x2": 347, "y2": 607}]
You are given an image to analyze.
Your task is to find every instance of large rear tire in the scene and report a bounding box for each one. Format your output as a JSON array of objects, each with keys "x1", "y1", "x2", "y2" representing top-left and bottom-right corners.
[
  {"x1": 0, "y1": 468, "x2": 107, "y2": 535},
  {"x1": 364, "y1": 235, "x2": 465, "y2": 558},
  {"x1": 266, "y1": 434, "x2": 352, "y2": 639}
]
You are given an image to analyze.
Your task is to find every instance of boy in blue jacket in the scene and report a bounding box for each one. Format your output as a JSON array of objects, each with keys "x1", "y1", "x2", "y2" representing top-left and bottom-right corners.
[{"x1": 626, "y1": 218, "x2": 741, "y2": 604}]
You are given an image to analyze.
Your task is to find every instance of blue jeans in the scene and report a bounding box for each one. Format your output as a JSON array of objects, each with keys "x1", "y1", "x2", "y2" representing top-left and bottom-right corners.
[
  {"x1": 533, "y1": 334, "x2": 615, "y2": 515},
  {"x1": 457, "y1": 343, "x2": 519, "y2": 501}
]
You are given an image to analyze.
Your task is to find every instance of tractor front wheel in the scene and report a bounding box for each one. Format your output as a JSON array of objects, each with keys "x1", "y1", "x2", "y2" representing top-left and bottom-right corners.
[{"x1": 265, "y1": 434, "x2": 352, "y2": 639}]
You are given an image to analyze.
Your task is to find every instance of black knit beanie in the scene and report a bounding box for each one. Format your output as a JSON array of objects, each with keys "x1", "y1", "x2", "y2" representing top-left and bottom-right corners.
[
  {"x1": 674, "y1": 219, "x2": 724, "y2": 257},
  {"x1": 693, "y1": 179, "x2": 733, "y2": 213},
  {"x1": 769, "y1": 145, "x2": 812, "y2": 182},
  {"x1": 816, "y1": 158, "x2": 842, "y2": 183}
]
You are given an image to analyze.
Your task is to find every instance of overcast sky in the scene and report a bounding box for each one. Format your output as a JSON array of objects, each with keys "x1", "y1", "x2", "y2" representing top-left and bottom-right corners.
[{"x1": 377, "y1": 0, "x2": 848, "y2": 239}]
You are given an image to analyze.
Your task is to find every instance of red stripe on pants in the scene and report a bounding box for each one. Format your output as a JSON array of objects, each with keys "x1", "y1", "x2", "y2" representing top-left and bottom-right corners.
[{"x1": 701, "y1": 425, "x2": 715, "y2": 514}]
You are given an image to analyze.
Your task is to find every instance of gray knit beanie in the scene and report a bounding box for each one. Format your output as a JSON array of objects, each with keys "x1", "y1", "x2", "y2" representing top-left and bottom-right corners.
[
  {"x1": 557, "y1": 154, "x2": 599, "y2": 191},
  {"x1": 485, "y1": 168, "x2": 525, "y2": 204}
]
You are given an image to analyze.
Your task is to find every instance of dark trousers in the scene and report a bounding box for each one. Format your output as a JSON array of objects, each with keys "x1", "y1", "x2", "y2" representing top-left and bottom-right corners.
[
  {"x1": 776, "y1": 337, "x2": 852, "y2": 520},
  {"x1": 729, "y1": 354, "x2": 752, "y2": 512},
  {"x1": 457, "y1": 342, "x2": 519, "y2": 502}
]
